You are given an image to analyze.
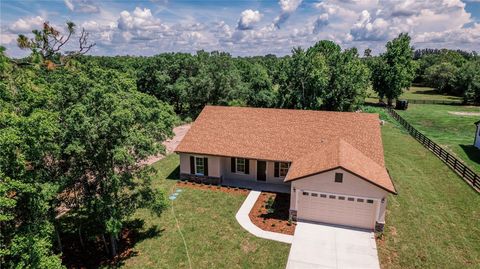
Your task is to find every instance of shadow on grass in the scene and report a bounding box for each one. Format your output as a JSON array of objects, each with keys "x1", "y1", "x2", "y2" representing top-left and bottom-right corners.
[
  {"x1": 61, "y1": 218, "x2": 164, "y2": 269},
  {"x1": 460, "y1": 144, "x2": 480, "y2": 166},
  {"x1": 166, "y1": 165, "x2": 180, "y2": 180}
]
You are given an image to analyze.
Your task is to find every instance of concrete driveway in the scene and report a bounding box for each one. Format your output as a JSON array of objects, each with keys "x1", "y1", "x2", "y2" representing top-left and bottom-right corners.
[{"x1": 286, "y1": 222, "x2": 380, "y2": 269}]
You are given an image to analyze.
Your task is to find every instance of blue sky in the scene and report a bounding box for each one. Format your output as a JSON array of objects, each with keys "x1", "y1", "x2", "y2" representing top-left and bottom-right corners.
[{"x1": 1, "y1": 0, "x2": 479, "y2": 57}]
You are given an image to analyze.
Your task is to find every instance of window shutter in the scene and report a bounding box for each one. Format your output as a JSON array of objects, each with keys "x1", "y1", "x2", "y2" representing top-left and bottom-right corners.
[
  {"x1": 190, "y1": 156, "x2": 195, "y2": 174},
  {"x1": 231, "y1": 157, "x2": 236, "y2": 173},
  {"x1": 274, "y1": 162, "x2": 279, "y2": 177},
  {"x1": 245, "y1": 159, "x2": 250, "y2": 174},
  {"x1": 204, "y1": 157, "x2": 209, "y2": 176}
]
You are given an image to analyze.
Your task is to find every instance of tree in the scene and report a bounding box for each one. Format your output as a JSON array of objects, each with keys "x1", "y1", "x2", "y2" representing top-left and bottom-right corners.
[
  {"x1": 17, "y1": 21, "x2": 95, "y2": 68},
  {"x1": 364, "y1": 48, "x2": 372, "y2": 57},
  {"x1": 372, "y1": 33, "x2": 416, "y2": 105},
  {"x1": 457, "y1": 60, "x2": 480, "y2": 104},
  {"x1": 51, "y1": 66, "x2": 177, "y2": 256},
  {"x1": 322, "y1": 48, "x2": 370, "y2": 111},
  {"x1": 0, "y1": 46, "x2": 64, "y2": 268},
  {"x1": 424, "y1": 62, "x2": 458, "y2": 93}
]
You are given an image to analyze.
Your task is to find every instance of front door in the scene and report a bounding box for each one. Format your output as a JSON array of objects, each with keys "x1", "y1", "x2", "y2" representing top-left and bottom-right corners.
[{"x1": 257, "y1": 161, "x2": 266, "y2": 181}]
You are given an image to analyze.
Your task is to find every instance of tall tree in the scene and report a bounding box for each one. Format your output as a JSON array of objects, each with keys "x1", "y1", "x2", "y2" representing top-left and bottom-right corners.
[
  {"x1": 16, "y1": 21, "x2": 95, "y2": 69},
  {"x1": 372, "y1": 33, "x2": 416, "y2": 105}
]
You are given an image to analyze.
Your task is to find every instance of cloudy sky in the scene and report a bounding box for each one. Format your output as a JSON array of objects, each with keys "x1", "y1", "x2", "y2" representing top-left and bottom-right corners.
[{"x1": 1, "y1": 0, "x2": 479, "y2": 57}]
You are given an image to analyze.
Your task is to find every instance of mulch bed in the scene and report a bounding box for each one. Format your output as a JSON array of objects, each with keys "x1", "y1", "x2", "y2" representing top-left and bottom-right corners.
[
  {"x1": 176, "y1": 180, "x2": 249, "y2": 195},
  {"x1": 249, "y1": 192, "x2": 296, "y2": 235}
]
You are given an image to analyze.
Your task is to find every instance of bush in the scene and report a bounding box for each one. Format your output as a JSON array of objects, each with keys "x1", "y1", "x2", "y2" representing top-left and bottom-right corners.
[{"x1": 265, "y1": 196, "x2": 275, "y2": 214}]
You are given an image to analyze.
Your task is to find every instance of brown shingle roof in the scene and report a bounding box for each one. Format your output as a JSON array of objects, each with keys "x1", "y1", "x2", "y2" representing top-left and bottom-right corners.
[
  {"x1": 175, "y1": 106, "x2": 395, "y2": 193},
  {"x1": 286, "y1": 140, "x2": 396, "y2": 193}
]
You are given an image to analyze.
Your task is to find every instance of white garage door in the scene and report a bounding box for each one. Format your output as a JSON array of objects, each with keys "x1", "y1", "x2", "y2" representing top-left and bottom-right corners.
[{"x1": 297, "y1": 190, "x2": 378, "y2": 230}]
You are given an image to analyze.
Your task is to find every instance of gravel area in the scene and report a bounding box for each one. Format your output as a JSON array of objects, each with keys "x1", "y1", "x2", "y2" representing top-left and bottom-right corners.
[{"x1": 140, "y1": 124, "x2": 191, "y2": 166}]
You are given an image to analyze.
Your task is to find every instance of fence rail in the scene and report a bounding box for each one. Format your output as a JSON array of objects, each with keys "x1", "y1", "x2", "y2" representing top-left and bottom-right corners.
[
  {"x1": 406, "y1": 99, "x2": 463, "y2": 105},
  {"x1": 386, "y1": 107, "x2": 480, "y2": 192}
]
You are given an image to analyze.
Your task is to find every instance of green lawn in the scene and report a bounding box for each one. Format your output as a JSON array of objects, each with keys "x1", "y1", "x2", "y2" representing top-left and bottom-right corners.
[
  {"x1": 116, "y1": 115, "x2": 479, "y2": 269},
  {"x1": 118, "y1": 154, "x2": 290, "y2": 269},
  {"x1": 379, "y1": 122, "x2": 480, "y2": 268},
  {"x1": 366, "y1": 86, "x2": 463, "y2": 103},
  {"x1": 396, "y1": 104, "x2": 480, "y2": 174}
]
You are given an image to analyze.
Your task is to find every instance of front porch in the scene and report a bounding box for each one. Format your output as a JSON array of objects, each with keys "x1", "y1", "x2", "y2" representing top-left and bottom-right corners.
[{"x1": 222, "y1": 178, "x2": 291, "y2": 194}]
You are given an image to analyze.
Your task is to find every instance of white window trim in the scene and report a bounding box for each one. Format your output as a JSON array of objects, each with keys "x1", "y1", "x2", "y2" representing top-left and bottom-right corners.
[
  {"x1": 235, "y1": 158, "x2": 247, "y2": 174},
  {"x1": 279, "y1": 162, "x2": 290, "y2": 177},
  {"x1": 194, "y1": 156, "x2": 205, "y2": 176}
]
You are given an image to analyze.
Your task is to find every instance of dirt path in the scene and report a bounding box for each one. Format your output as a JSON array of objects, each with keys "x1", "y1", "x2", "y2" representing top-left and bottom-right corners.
[
  {"x1": 140, "y1": 124, "x2": 191, "y2": 166},
  {"x1": 448, "y1": 111, "x2": 480, "y2": 116}
]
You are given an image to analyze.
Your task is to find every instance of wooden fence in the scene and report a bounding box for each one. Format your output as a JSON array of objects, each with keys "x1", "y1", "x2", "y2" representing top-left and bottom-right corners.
[
  {"x1": 386, "y1": 107, "x2": 480, "y2": 192},
  {"x1": 406, "y1": 99, "x2": 463, "y2": 105}
]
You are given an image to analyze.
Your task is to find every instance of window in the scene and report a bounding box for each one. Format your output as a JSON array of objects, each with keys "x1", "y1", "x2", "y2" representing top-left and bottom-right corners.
[
  {"x1": 335, "y1": 173, "x2": 343, "y2": 183},
  {"x1": 338, "y1": 196, "x2": 345, "y2": 200},
  {"x1": 195, "y1": 157, "x2": 204, "y2": 175},
  {"x1": 280, "y1": 162, "x2": 290, "y2": 177},
  {"x1": 357, "y1": 198, "x2": 364, "y2": 203},
  {"x1": 367, "y1": 199, "x2": 374, "y2": 204},
  {"x1": 302, "y1": 191, "x2": 309, "y2": 196},
  {"x1": 311, "y1": 193, "x2": 318, "y2": 197},
  {"x1": 236, "y1": 158, "x2": 246, "y2": 173},
  {"x1": 320, "y1": 194, "x2": 327, "y2": 198},
  {"x1": 329, "y1": 195, "x2": 336, "y2": 199},
  {"x1": 347, "y1": 197, "x2": 355, "y2": 201}
]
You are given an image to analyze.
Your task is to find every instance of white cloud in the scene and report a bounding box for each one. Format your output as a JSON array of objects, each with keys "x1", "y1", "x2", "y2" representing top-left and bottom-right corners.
[
  {"x1": 350, "y1": 10, "x2": 390, "y2": 41},
  {"x1": 0, "y1": 33, "x2": 17, "y2": 45},
  {"x1": 313, "y1": 13, "x2": 329, "y2": 34},
  {"x1": 10, "y1": 16, "x2": 45, "y2": 33},
  {"x1": 64, "y1": 0, "x2": 100, "y2": 13},
  {"x1": 237, "y1": 9, "x2": 263, "y2": 30},
  {"x1": 274, "y1": 0, "x2": 303, "y2": 28}
]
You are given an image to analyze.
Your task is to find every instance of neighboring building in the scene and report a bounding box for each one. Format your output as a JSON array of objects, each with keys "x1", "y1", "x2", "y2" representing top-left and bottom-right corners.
[
  {"x1": 475, "y1": 120, "x2": 480, "y2": 149},
  {"x1": 175, "y1": 106, "x2": 396, "y2": 231}
]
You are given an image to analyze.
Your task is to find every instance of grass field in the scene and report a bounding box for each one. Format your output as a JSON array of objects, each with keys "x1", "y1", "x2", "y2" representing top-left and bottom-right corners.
[
  {"x1": 117, "y1": 114, "x2": 480, "y2": 269},
  {"x1": 396, "y1": 104, "x2": 480, "y2": 174},
  {"x1": 378, "y1": 121, "x2": 480, "y2": 268},
  {"x1": 118, "y1": 154, "x2": 290, "y2": 269},
  {"x1": 366, "y1": 86, "x2": 463, "y2": 103}
]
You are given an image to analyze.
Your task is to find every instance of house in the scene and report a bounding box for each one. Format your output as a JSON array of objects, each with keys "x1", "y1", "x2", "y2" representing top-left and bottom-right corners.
[
  {"x1": 475, "y1": 120, "x2": 480, "y2": 149},
  {"x1": 175, "y1": 106, "x2": 396, "y2": 231}
]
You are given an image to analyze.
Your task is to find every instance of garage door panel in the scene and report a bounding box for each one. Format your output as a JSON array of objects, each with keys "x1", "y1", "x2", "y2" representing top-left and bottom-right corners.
[{"x1": 297, "y1": 191, "x2": 377, "y2": 230}]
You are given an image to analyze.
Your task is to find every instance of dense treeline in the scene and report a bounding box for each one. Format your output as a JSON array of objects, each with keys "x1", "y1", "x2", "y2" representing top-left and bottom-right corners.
[
  {"x1": 413, "y1": 48, "x2": 480, "y2": 102},
  {"x1": 0, "y1": 21, "x2": 478, "y2": 268}
]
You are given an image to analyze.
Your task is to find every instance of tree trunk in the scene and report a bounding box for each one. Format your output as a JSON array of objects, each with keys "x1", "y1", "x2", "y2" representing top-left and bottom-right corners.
[
  {"x1": 101, "y1": 234, "x2": 109, "y2": 256},
  {"x1": 78, "y1": 226, "x2": 84, "y2": 249},
  {"x1": 56, "y1": 228, "x2": 63, "y2": 253},
  {"x1": 110, "y1": 234, "x2": 117, "y2": 257},
  {"x1": 387, "y1": 98, "x2": 393, "y2": 107}
]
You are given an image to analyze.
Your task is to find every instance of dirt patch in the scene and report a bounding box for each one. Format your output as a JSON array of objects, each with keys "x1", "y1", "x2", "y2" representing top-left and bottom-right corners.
[
  {"x1": 139, "y1": 124, "x2": 191, "y2": 166},
  {"x1": 448, "y1": 111, "x2": 480, "y2": 116},
  {"x1": 248, "y1": 192, "x2": 296, "y2": 235},
  {"x1": 176, "y1": 180, "x2": 249, "y2": 195}
]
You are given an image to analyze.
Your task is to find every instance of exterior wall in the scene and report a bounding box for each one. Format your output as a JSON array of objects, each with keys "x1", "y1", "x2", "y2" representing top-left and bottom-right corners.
[
  {"x1": 475, "y1": 125, "x2": 480, "y2": 149},
  {"x1": 266, "y1": 161, "x2": 285, "y2": 183},
  {"x1": 290, "y1": 168, "x2": 389, "y2": 225},
  {"x1": 221, "y1": 157, "x2": 257, "y2": 181},
  {"x1": 179, "y1": 153, "x2": 222, "y2": 178},
  {"x1": 179, "y1": 153, "x2": 289, "y2": 184}
]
